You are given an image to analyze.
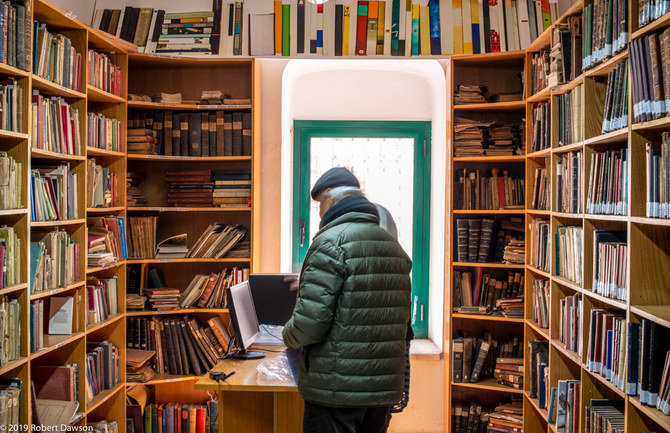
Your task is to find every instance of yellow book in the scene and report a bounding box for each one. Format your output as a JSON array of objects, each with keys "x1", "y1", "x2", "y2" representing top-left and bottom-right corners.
[
  {"x1": 419, "y1": 5, "x2": 430, "y2": 55},
  {"x1": 376, "y1": 1, "x2": 385, "y2": 55},
  {"x1": 274, "y1": 0, "x2": 283, "y2": 54},
  {"x1": 343, "y1": 5, "x2": 351, "y2": 55},
  {"x1": 452, "y1": 0, "x2": 464, "y2": 54}
]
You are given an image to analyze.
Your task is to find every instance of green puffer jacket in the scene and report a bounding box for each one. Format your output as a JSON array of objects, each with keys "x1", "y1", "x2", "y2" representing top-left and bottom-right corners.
[{"x1": 282, "y1": 211, "x2": 412, "y2": 408}]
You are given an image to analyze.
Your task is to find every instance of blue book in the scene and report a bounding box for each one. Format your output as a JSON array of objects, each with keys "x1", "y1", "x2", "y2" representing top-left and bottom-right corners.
[
  {"x1": 29, "y1": 241, "x2": 44, "y2": 293},
  {"x1": 605, "y1": 329, "x2": 613, "y2": 380},
  {"x1": 547, "y1": 386, "x2": 557, "y2": 424},
  {"x1": 391, "y1": 0, "x2": 400, "y2": 55},
  {"x1": 627, "y1": 322, "x2": 640, "y2": 395},
  {"x1": 538, "y1": 364, "x2": 547, "y2": 408},
  {"x1": 428, "y1": 0, "x2": 441, "y2": 55}
]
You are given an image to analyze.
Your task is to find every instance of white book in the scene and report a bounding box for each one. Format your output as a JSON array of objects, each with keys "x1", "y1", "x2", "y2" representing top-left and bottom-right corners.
[
  {"x1": 324, "y1": 0, "x2": 336, "y2": 56},
  {"x1": 48, "y1": 297, "x2": 73, "y2": 335},
  {"x1": 478, "y1": 0, "x2": 485, "y2": 53},
  {"x1": 516, "y1": 0, "x2": 531, "y2": 49},
  {"x1": 440, "y1": 0, "x2": 454, "y2": 54},
  {"x1": 534, "y1": 0, "x2": 543, "y2": 37},
  {"x1": 304, "y1": 1, "x2": 312, "y2": 54},
  {"x1": 504, "y1": 0, "x2": 518, "y2": 51},
  {"x1": 346, "y1": 0, "x2": 357, "y2": 56},
  {"x1": 143, "y1": 10, "x2": 158, "y2": 54},
  {"x1": 116, "y1": 9, "x2": 126, "y2": 38},
  {"x1": 222, "y1": 2, "x2": 235, "y2": 57},
  {"x1": 496, "y1": 0, "x2": 506, "y2": 51},
  {"x1": 399, "y1": 0, "x2": 407, "y2": 52},
  {"x1": 290, "y1": 0, "x2": 298, "y2": 56},
  {"x1": 92, "y1": 8, "x2": 104, "y2": 29},
  {"x1": 461, "y1": 0, "x2": 473, "y2": 53},
  {"x1": 487, "y1": 0, "x2": 501, "y2": 51},
  {"x1": 384, "y1": 0, "x2": 393, "y2": 55}
]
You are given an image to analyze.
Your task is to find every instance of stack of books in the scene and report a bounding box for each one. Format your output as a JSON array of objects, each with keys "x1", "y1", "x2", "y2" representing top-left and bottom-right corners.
[
  {"x1": 496, "y1": 297, "x2": 523, "y2": 318},
  {"x1": 126, "y1": 172, "x2": 147, "y2": 207},
  {"x1": 646, "y1": 134, "x2": 670, "y2": 218},
  {"x1": 155, "y1": 234, "x2": 188, "y2": 259},
  {"x1": 531, "y1": 103, "x2": 550, "y2": 152},
  {"x1": 87, "y1": 113, "x2": 121, "y2": 152},
  {"x1": 127, "y1": 128, "x2": 159, "y2": 155},
  {"x1": 87, "y1": 50, "x2": 123, "y2": 96},
  {"x1": 531, "y1": 278, "x2": 550, "y2": 328},
  {"x1": 31, "y1": 230, "x2": 80, "y2": 293},
  {"x1": 453, "y1": 118, "x2": 489, "y2": 157},
  {"x1": 556, "y1": 150, "x2": 584, "y2": 213},
  {"x1": 126, "y1": 294, "x2": 146, "y2": 311},
  {"x1": 86, "y1": 276, "x2": 119, "y2": 326},
  {"x1": 150, "y1": 92, "x2": 182, "y2": 104},
  {"x1": 33, "y1": 24, "x2": 82, "y2": 91},
  {"x1": 502, "y1": 239, "x2": 525, "y2": 264},
  {"x1": 528, "y1": 340, "x2": 549, "y2": 406},
  {"x1": 30, "y1": 164, "x2": 79, "y2": 221},
  {"x1": 494, "y1": 357, "x2": 523, "y2": 389},
  {"x1": 485, "y1": 124, "x2": 524, "y2": 156},
  {"x1": 453, "y1": 269, "x2": 523, "y2": 314},
  {"x1": 85, "y1": 341, "x2": 120, "y2": 402},
  {"x1": 0, "y1": 78, "x2": 23, "y2": 132},
  {"x1": 456, "y1": 218, "x2": 524, "y2": 264},
  {"x1": 557, "y1": 84, "x2": 584, "y2": 146},
  {"x1": 583, "y1": 0, "x2": 628, "y2": 70},
  {"x1": 529, "y1": 219, "x2": 550, "y2": 272},
  {"x1": 126, "y1": 348, "x2": 157, "y2": 384},
  {"x1": 186, "y1": 223, "x2": 248, "y2": 259},
  {"x1": 452, "y1": 334, "x2": 521, "y2": 384},
  {"x1": 179, "y1": 270, "x2": 240, "y2": 309},
  {"x1": 531, "y1": 165, "x2": 549, "y2": 210},
  {"x1": 600, "y1": 60, "x2": 629, "y2": 134},
  {"x1": 547, "y1": 17, "x2": 582, "y2": 87},
  {"x1": 212, "y1": 169, "x2": 251, "y2": 207},
  {"x1": 156, "y1": 12, "x2": 214, "y2": 53},
  {"x1": 531, "y1": 49, "x2": 550, "y2": 94},
  {"x1": 488, "y1": 401, "x2": 524, "y2": 432},
  {"x1": 453, "y1": 84, "x2": 488, "y2": 104},
  {"x1": 31, "y1": 94, "x2": 82, "y2": 155},
  {"x1": 143, "y1": 288, "x2": 181, "y2": 311},
  {"x1": 454, "y1": 168, "x2": 525, "y2": 211},
  {"x1": 630, "y1": 30, "x2": 670, "y2": 123},
  {"x1": 556, "y1": 225, "x2": 583, "y2": 284},
  {"x1": 592, "y1": 231, "x2": 628, "y2": 301},
  {"x1": 627, "y1": 320, "x2": 670, "y2": 412},
  {"x1": 451, "y1": 402, "x2": 489, "y2": 432},
  {"x1": 556, "y1": 380, "x2": 582, "y2": 433},
  {"x1": 165, "y1": 169, "x2": 213, "y2": 207}
]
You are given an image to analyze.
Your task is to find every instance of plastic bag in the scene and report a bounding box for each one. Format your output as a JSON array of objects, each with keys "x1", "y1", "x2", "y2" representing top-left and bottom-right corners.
[{"x1": 256, "y1": 353, "x2": 293, "y2": 384}]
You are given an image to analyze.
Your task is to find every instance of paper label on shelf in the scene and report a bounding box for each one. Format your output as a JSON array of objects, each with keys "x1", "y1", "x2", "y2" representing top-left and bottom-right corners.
[
  {"x1": 156, "y1": 103, "x2": 177, "y2": 107},
  {"x1": 197, "y1": 105, "x2": 226, "y2": 109},
  {"x1": 157, "y1": 259, "x2": 172, "y2": 263}
]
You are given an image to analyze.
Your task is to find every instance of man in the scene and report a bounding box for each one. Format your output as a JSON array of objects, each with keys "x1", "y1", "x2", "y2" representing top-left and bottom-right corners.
[{"x1": 283, "y1": 167, "x2": 413, "y2": 433}]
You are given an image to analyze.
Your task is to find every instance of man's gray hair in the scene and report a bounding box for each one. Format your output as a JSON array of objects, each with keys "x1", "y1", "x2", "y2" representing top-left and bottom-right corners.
[{"x1": 321, "y1": 186, "x2": 363, "y2": 201}]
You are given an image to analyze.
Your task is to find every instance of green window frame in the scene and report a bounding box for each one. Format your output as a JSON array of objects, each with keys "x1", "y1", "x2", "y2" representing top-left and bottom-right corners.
[{"x1": 292, "y1": 120, "x2": 431, "y2": 337}]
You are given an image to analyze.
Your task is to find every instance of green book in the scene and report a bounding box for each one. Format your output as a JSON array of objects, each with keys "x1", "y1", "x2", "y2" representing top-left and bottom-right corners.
[
  {"x1": 282, "y1": 4, "x2": 290, "y2": 56},
  {"x1": 144, "y1": 406, "x2": 151, "y2": 433}
]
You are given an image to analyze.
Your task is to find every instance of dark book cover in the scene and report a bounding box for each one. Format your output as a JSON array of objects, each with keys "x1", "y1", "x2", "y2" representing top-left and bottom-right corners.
[
  {"x1": 335, "y1": 4, "x2": 343, "y2": 56},
  {"x1": 462, "y1": 337, "x2": 474, "y2": 383},
  {"x1": 452, "y1": 338, "x2": 464, "y2": 383},
  {"x1": 120, "y1": 6, "x2": 134, "y2": 41},
  {"x1": 188, "y1": 112, "x2": 202, "y2": 157},
  {"x1": 127, "y1": 8, "x2": 141, "y2": 44},
  {"x1": 467, "y1": 219, "x2": 481, "y2": 262},
  {"x1": 161, "y1": 319, "x2": 178, "y2": 374},
  {"x1": 242, "y1": 111, "x2": 251, "y2": 156},
  {"x1": 456, "y1": 219, "x2": 469, "y2": 262},
  {"x1": 477, "y1": 219, "x2": 495, "y2": 262},
  {"x1": 153, "y1": 111, "x2": 164, "y2": 155},
  {"x1": 201, "y1": 112, "x2": 210, "y2": 157},
  {"x1": 163, "y1": 110, "x2": 173, "y2": 156},
  {"x1": 211, "y1": 0, "x2": 222, "y2": 54},
  {"x1": 100, "y1": 9, "x2": 112, "y2": 32},
  {"x1": 15, "y1": 4, "x2": 24, "y2": 71},
  {"x1": 232, "y1": 112, "x2": 243, "y2": 156},
  {"x1": 108, "y1": 9, "x2": 122, "y2": 35},
  {"x1": 176, "y1": 321, "x2": 196, "y2": 375},
  {"x1": 208, "y1": 113, "x2": 217, "y2": 156},
  {"x1": 169, "y1": 319, "x2": 186, "y2": 375},
  {"x1": 223, "y1": 112, "x2": 233, "y2": 155},
  {"x1": 32, "y1": 365, "x2": 75, "y2": 401},
  {"x1": 185, "y1": 318, "x2": 212, "y2": 369},
  {"x1": 627, "y1": 321, "x2": 640, "y2": 395},
  {"x1": 470, "y1": 339, "x2": 491, "y2": 383},
  {"x1": 297, "y1": 0, "x2": 305, "y2": 53},
  {"x1": 179, "y1": 113, "x2": 189, "y2": 156},
  {"x1": 151, "y1": 10, "x2": 166, "y2": 45}
]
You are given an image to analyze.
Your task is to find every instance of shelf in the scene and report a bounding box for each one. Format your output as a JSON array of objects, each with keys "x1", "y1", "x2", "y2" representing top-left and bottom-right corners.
[
  {"x1": 127, "y1": 154, "x2": 252, "y2": 162},
  {"x1": 526, "y1": 209, "x2": 552, "y2": 216},
  {"x1": 526, "y1": 148, "x2": 552, "y2": 158},
  {"x1": 0, "y1": 282, "x2": 28, "y2": 297},
  {"x1": 127, "y1": 374, "x2": 202, "y2": 386},
  {"x1": 30, "y1": 281, "x2": 86, "y2": 300},
  {"x1": 128, "y1": 101, "x2": 252, "y2": 111},
  {"x1": 451, "y1": 378, "x2": 524, "y2": 394},
  {"x1": 584, "y1": 213, "x2": 628, "y2": 222},
  {"x1": 452, "y1": 262, "x2": 526, "y2": 269},
  {"x1": 453, "y1": 208, "x2": 525, "y2": 214},
  {"x1": 0, "y1": 357, "x2": 28, "y2": 376},
  {"x1": 31, "y1": 148, "x2": 86, "y2": 161},
  {"x1": 550, "y1": 339, "x2": 582, "y2": 366},
  {"x1": 126, "y1": 308, "x2": 228, "y2": 316},
  {"x1": 630, "y1": 396, "x2": 670, "y2": 430},
  {"x1": 85, "y1": 382, "x2": 125, "y2": 415},
  {"x1": 127, "y1": 258, "x2": 250, "y2": 264},
  {"x1": 632, "y1": 11, "x2": 670, "y2": 40},
  {"x1": 551, "y1": 74, "x2": 584, "y2": 95},
  {"x1": 582, "y1": 289, "x2": 627, "y2": 310},
  {"x1": 31, "y1": 332, "x2": 86, "y2": 360},
  {"x1": 453, "y1": 155, "x2": 526, "y2": 162},
  {"x1": 526, "y1": 265, "x2": 552, "y2": 279},
  {"x1": 632, "y1": 116, "x2": 670, "y2": 131},
  {"x1": 31, "y1": 75, "x2": 86, "y2": 99},
  {"x1": 86, "y1": 261, "x2": 125, "y2": 274},
  {"x1": 524, "y1": 391, "x2": 549, "y2": 421},
  {"x1": 452, "y1": 50, "x2": 527, "y2": 62},
  {"x1": 86, "y1": 147, "x2": 125, "y2": 158},
  {"x1": 552, "y1": 141, "x2": 584, "y2": 154},
  {"x1": 630, "y1": 305, "x2": 670, "y2": 329},
  {"x1": 549, "y1": 422, "x2": 559, "y2": 433},
  {"x1": 34, "y1": 0, "x2": 86, "y2": 29},
  {"x1": 582, "y1": 366, "x2": 627, "y2": 399},
  {"x1": 551, "y1": 211, "x2": 584, "y2": 219},
  {"x1": 527, "y1": 87, "x2": 552, "y2": 103},
  {"x1": 31, "y1": 218, "x2": 87, "y2": 227},
  {"x1": 86, "y1": 313, "x2": 125, "y2": 333},
  {"x1": 451, "y1": 312, "x2": 525, "y2": 323},
  {"x1": 584, "y1": 49, "x2": 629, "y2": 78},
  {"x1": 0, "y1": 130, "x2": 29, "y2": 140},
  {"x1": 453, "y1": 101, "x2": 526, "y2": 111},
  {"x1": 86, "y1": 85, "x2": 125, "y2": 103},
  {"x1": 86, "y1": 207, "x2": 126, "y2": 214},
  {"x1": 0, "y1": 208, "x2": 28, "y2": 216},
  {"x1": 583, "y1": 128, "x2": 629, "y2": 146},
  {"x1": 526, "y1": 319, "x2": 550, "y2": 340},
  {"x1": 0, "y1": 62, "x2": 30, "y2": 78},
  {"x1": 552, "y1": 275, "x2": 582, "y2": 292},
  {"x1": 630, "y1": 216, "x2": 670, "y2": 226},
  {"x1": 127, "y1": 206, "x2": 251, "y2": 212}
]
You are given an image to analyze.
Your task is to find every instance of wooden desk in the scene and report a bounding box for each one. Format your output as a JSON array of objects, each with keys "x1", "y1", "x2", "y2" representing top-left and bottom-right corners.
[{"x1": 195, "y1": 346, "x2": 304, "y2": 433}]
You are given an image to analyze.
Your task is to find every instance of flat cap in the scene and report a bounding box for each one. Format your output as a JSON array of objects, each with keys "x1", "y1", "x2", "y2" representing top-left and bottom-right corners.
[{"x1": 310, "y1": 167, "x2": 360, "y2": 199}]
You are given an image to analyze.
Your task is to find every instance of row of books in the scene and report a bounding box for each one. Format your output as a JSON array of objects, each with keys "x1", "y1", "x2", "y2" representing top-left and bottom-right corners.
[
  {"x1": 556, "y1": 379, "x2": 581, "y2": 433},
  {"x1": 33, "y1": 22, "x2": 82, "y2": 91},
  {"x1": 127, "y1": 172, "x2": 146, "y2": 207},
  {"x1": 86, "y1": 276, "x2": 119, "y2": 326},
  {"x1": 87, "y1": 159, "x2": 119, "y2": 209},
  {"x1": 453, "y1": 269, "x2": 523, "y2": 314},
  {"x1": 556, "y1": 225, "x2": 583, "y2": 284},
  {"x1": 128, "y1": 110, "x2": 252, "y2": 157},
  {"x1": 531, "y1": 164, "x2": 549, "y2": 210},
  {"x1": 0, "y1": 1, "x2": 31, "y2": 71},
  {"x1": 87, "y1": 113, "x2": 122, "y2": 152},
  {"x1": 582, "y1": 0, "x2": 628, "y2": 70},
  {"x1": 453, "y1": 118, "x2": 524, "y2": 157},
  {"x1": 531, "y1": 278, "x2": 549, "y2": 328},
  {"x1": 601, "y1": 59, "x2": 629, "y2": 134},
  {"x1": 584, "y1": 400, "x2": 624, "y2": 433},
  {"x1": 87, "y1": 50, "x2": 123, "y2": 96},
  {"x1": 586, "y1": 149, "x2": 628, "y2": 216},
  {"x1": 30, "y1": 164, "x2": 79, "y2": 221},
  {"x1": 559, "y1": 293, "x2": 582, "y2": 354},
  {"x1": 548, "y1": 17, "x2": 582, "y2": 87},
  {"x1": 451, "y1": 402, "x2": 489, "y2": 433},
  {"x1": 531, "y1": 102, "x2": 550, "y2": 153},
  {"x1": 494, "y1": 357, "x2": 524, "y2": 389},
  {"x1": 647, "y1": 135, "x2": 670, "y2": 217},
  {"x1": 532, "y1": 50, "x2": 550, "y2": 94},
  {"x1": 88, "y1": 217, "x2": 128, "y2": 268},
  {"x1": 154, "y1": 10, "x2": 216, "y2": 54},
  {"x1": 529, "y1": 218, "x2": 550, "y2": 272},
  {"x1": 142, "y1": 403, "x2": 212, "y2": 433},
  {"x1": 586, "y1": 310, "x2": 626, "y2": 392},
  {"x1": 30, "y1": 230, "x2": 81, "y2": 293},
  {"x1": 592, "y1": 230, "x2": 627, "y2": 301},
  {"x1": 126, "y1": 315, "x2": 229, "y2": 376},
  {"x1": 502, "y1": 239, "x2": 524, "y2": 264},
  {"x1": 179, "y1": 269, "x2": 244, "y2": 309},
  {"x1": 451, "y1": 333, "x2": 521, "y2": 385},
  {"x1": 0, "y1": 378, "x2": 20, "y2": 430},
  {"x1": 0, "y1": 152, "x2": 22, "y2": 210},
  {"x1": 528, "y1": 340, "x2": 549, "y2": 406},
  {"x1": 164, "y1": 169, "x2": 251, "y2": 208},
  {"x1": 453, "y1": 168, "x2": 524, "y2": 210},
  {"x1": 187, "y1": 223, "x2": 248, "y2": 259},
  {"x1": 0, "y1": 78, "x2": 22, "y2": 132},
  {"x1": 556, "y1": 150, "x2": 583, "y2": 213},
  {"x1": 628, "y1": 319, "x2": 670, "y2": 413},
  {"x1": 639, "y1": 0, "x2": 670, "y2": 32},
  {"x1": 0, "y1": 296, "x2": 19, "y2": 368},
  {"x1": 557, "y1": 84, "x2": 583, "y2": 146},
  {"x1": 0, "y1": 226, "x2": 19, "y2": 290},
  {"x1": 455, "y1": 217, "x2": 523, "y2": 263},
  {"x1": 85, "y1": 341, "x2": 120, "y2": 402},
  {"x1": 31, "y1": 93, "x2": 82, "y2": 156},
  {"x1": 630, "y1": 31, "x2": 670, "y2": 123}
]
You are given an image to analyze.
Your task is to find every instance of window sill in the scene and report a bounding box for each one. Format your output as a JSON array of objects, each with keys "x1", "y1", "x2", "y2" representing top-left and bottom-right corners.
[{"x1": 409, "y1": 339, "x2": 442, "y2": 361}]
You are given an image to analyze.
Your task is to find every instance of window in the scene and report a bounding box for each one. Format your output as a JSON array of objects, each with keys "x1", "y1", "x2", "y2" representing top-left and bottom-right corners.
[{"x1": 292, "y1": 120, "x2": 431, "y2": 337}]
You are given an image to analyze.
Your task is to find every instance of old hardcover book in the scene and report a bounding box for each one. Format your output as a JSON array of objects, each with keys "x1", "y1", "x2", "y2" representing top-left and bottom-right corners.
[
  {"x1": 470, "y1": 339, "x2": 491, "y2": 383},
  {"x1": 152, "y1": 111, "x2": 164, "y2": 155},
  {"x1": 223, "y1": 112, "x2": 233, "y2": 155},
  {"x1": 477, "y1": 219, "x2": 494, "y2": 262},
  {"x1": 456, "y1": 219, "x2": 469, "y2": 262},
  {"x1": 179, "y1": 113, "x2": 189, "y2": 156},
  {"x1": 467, "y1": 219, "x2": 481, "y2": 262},
  {"x1": 201, "y1": 112, "x2": 210, "y2": 157},
  {"x1": 188, "y1": 112, "x2": 202, "y2": 157},
  {"x1": 32, "y1": 365, "x2": 75, "y2": 401},
  {"x1": 208, "y1": 113, "x2": 217, "y2": 156},
  {"x1": 161, "y1": 319, "x2": 178, "y2": 374},
  {"x1": 462, "y1": 337, "x2": 475, "y2": 383},
  {"x1": 207, "y1": 316, "x2": 231, "y2": 351},
  {"x1": 216, "y1": 111, "x2": 225, "y2": 155},
  {"x1": 452, "y1": 338, "x2": 464, "y2": 383},
  {"x1": 232, "y1": 112, "x2": 242, "y2": 156},
  {"x1": 163, "y1": 111, "x2": 173, "y2": 156},
  {"x1": 178, "y1": 320, "x2": 203, "y2": 375},
  {"x1": 242, "y1": 111, "x2": 251, "y2": 156}
]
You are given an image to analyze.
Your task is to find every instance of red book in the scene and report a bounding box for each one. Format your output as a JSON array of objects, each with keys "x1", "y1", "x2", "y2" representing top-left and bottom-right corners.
[
  {"x1": 355, "y1": 1, "x2": 369, "y2": 55},
  {"x1": 497, "y1": 176, "x2": 505, "y2": 207},
  {"x1": 32, "y1": 365, "x2": 76, "y2": 401},
  {"x1": 196, "y1": 407, "x2": 204, "y2": 433}
]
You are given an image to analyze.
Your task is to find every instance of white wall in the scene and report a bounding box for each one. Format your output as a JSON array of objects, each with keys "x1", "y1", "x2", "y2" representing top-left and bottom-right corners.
[{"x1": 281, "y1": 59, "x2": 446, "y2": 347}]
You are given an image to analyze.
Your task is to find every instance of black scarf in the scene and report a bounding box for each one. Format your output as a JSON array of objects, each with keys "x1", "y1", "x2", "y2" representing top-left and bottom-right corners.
[{"x1": 319, "y1": 195, "x2": 379, "y2": 229}]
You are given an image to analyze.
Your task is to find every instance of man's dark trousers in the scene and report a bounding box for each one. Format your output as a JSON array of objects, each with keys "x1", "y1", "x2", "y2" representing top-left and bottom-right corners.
[{"x1": 302, "y1": 401, "x2": 392, "y2": 433}]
